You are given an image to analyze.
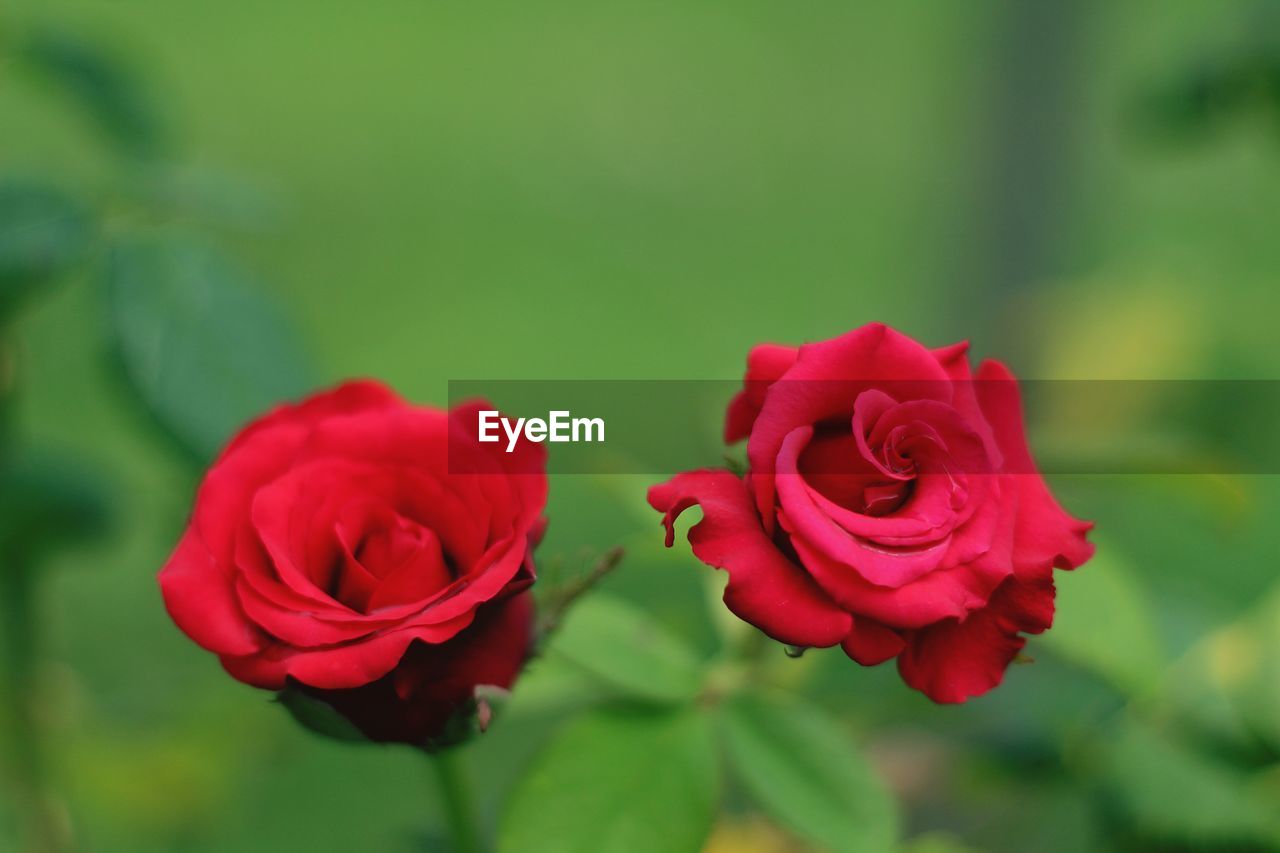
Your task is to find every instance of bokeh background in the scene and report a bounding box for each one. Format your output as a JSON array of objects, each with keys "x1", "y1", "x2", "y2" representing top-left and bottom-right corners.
[{"x1": 3, "y1": 1, "x2": 1280, "y2": 851}]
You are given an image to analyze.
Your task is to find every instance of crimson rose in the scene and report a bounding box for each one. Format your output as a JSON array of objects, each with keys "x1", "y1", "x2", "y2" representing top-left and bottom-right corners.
[
  {"x1": 649, "y1": 324, "x2": 1094, "y2": 703},
  {"x1": 159, "y1": 381, "x2": 546, "y2": 746}
]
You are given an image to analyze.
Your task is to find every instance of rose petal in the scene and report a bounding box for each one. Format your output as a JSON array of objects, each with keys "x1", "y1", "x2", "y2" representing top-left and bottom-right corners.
[
  {"x1": 725, "y1": 343, "x2": 800, "y2": 443},
  {"x1": 788, "y1": 531, "x2": 1009, "y2": 628},
  {"x1": 841, "y1": 617, "x2": 905, "y2": 666},
  {"x1": 776, "y1": 427, "x2": 956, "y2": 587},
  {"x1": 296, "y1": 592, "x2": 534, "y2": 745},
  {"x1": 648, "y1": 469, "x2": 851, "y2": 648},
  {"x1": 975, "y1": 360, "x2": 1094, "y2": 572},
  {"x1": 897, "y1": 571, "x2": 1055, "y2": 703},
  {"x1": 158, "y1": 528, "x2": 264, "y2": 656},
  {"x1": 217, "y1": 379, "x2": 403, "y2": 462},
  {"x1": 747, "y1": 323, "x2": 956, "y2": 530},
  {"x1": 220, "y1": 611, "x2": 478, "y2": 690}
]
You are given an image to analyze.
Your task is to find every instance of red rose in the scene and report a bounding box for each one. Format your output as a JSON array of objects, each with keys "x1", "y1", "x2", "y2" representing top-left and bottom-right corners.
[
  {"x1": 649, "y1": 324, "x2": 1094, "y2": 703},
  {"x1": 158, "y1": 381, "x2": 546, "y2": 746}
]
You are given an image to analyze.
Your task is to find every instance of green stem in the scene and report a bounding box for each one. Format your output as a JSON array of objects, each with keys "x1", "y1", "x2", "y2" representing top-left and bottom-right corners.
[
  {"x1": 429, "y1": 749, "x2": 482, "y2": 853},
  {"x1": 534, "y1": 546, "x2": 624, "y2": 642},
  {"x1": 699, "y1": 628, "x2": 773, "y2": 707},
  {"x1": 737, "y1": 625, "x2": 770, "y2": 661},
  {"x1": 734, "y1": 625, "x2": 772, "y2": 685},
  {"x1": 1, "y1": 335, "x2": 63, "y2": 852},
  {"x1": 1, "y1": 560, "x2": 65, "y2": 853}
]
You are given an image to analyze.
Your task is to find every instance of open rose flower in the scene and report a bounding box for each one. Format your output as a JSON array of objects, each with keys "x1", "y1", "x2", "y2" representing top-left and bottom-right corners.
[
  {"x1": 649, "y1": 324, "x2": 1094, "y2": 703},
  {"x1": 159, "y1": 380, "x2": 546, "y2": 747}
]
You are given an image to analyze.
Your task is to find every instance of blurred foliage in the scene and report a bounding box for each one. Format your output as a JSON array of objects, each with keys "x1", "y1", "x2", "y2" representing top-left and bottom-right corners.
[
  {"x1": 103, "y1": 233, "x2": 314, "y2": 462},
  {"x1": 518, "y1": 592, "x2": 899, "y2": 851},
  {"x1": 721, "y1": 692, "x2": 897, "y2": 852},
  {"x1": 548, "y1": 592, "x2": 706, "y2": 703},
  {"x1": 1134, "y1": 43, "x2": 1280, "y2": 144},
  {"x1": 500, "y1": 706, "x2": 719, "y2": 853},
  {"x1": 1038, "y1": 544, "x2": 1166, "y2": 697},
  {"x1": 2, "y1": 1, "x2": 1280, "y2": 852},
  {"x1": 0, "y1": 180, "x2": 93, "y2": 321},
  {"x1": 0, "y1": 453, "x2": 111, "y2": 560},
  {"x1": 1095, "y1": 716, "x2": 1280, "y2": 848},
  {"x1": 14, "y1": 25, "x2": 168, "y2": 159}
]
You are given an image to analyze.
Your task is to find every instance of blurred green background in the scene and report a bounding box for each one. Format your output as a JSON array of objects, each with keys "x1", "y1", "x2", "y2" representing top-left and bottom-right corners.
[{"x1": 3, "y1": 1, "x2": 1280, "y2": 851}]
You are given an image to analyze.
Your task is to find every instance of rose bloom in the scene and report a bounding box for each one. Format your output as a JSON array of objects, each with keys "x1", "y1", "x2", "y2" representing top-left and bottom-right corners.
[
  {"x1": 159, "y1": 381, "x2": 546, "y2": 747},
  {"x1": 649, "y1": 324, "x2": 1094, "y2": 703}
]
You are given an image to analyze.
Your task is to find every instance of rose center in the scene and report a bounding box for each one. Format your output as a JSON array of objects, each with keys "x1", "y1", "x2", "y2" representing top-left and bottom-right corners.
[
  {"x1": 331, "y1": 503, "x2": 457, "y2": 613},
  {"x1": 355, "y1": 517, "x2": 433, "y2": 577},
  {"x1": 798, "y1": 427, "x2": 914, "y2": 516}
]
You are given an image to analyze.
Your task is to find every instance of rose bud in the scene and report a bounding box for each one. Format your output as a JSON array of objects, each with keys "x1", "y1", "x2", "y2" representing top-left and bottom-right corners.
[
  {"x1": 158, "y1": 381, "x2": 546, "y2": 748},
  {"x1": 650, "y1": 323, "x2": 1094, "y2": 703}
]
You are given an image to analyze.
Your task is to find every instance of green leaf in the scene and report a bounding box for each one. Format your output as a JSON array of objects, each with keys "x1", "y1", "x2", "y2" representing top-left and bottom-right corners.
[
  {"x1": 103, "y1": 233, "x2": 314, "y2": 461},
  {"x1": 721, "y1": 692, "x2": 897, "y2": 853},
  {"x1": 1038, "y1": 544, "x2": 1165, "y2": 696},
  {"x1": 274, "y1": 686, "x2": 368, "y2": 745},
  {"x1": 499, "y1": 706, "x2": 718, "y2": 853},
  {"x1": 547, "y1": 593, "x2": 705, "y2": 703},
  {"x1": 1099, "y1": 717, "x2": 1280, "y2": 847},
  {"x1": 0, "y1": 179, "x2": 92, "y2": 318},
  {"x1": 18, "y1": 26, "x2": 166, "y2": 158}
]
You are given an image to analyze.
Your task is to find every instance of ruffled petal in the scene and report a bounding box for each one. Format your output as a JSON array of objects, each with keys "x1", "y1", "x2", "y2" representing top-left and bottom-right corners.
[
  {"x1": 648, "y1": 469, "x2": 851, "y2": 648},
  {"x1": 897, "y1": 571, "x2": 1055, "y2": 703},
  {"x1": 788, "y1": 531, "x2": 1009, "y2": 628},
  {"x1": 725, "y1": 343, "x2": 800, "y2": 443},
  {"x1": 841, "y1": 616, "x2": 905, "y2": 666},
  {"x1": 158, "y1": 528, "x2": 264, "y2": 656},
  {"x1": 219, "y1": 611, "x2": 478, "y2": 690},
  {"x1": 295, "y1": 592, "x2": 534, "y2": 745},
  {"x1": 218, "y1": 380, "x2": 402, "y2": 459},
  {"x1": 975, "y1": 361, "x2": 1095, "y2": 572}
]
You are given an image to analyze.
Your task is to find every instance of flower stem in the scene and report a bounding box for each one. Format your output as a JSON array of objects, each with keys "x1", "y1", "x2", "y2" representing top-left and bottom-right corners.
[
  {"x1": 0, "y1": 336, "x2": 66, "y2": 852},
  {"x1": 534, "y1": 546, "x2": 624, "y2": 642},
  {"x1": 1, "y1": 560, "x2": 66, "y2": 853},
  {"x1": 429, "y1": 749, "x2": 482, "y2": 853}
]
